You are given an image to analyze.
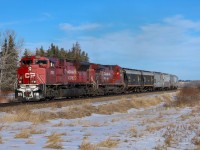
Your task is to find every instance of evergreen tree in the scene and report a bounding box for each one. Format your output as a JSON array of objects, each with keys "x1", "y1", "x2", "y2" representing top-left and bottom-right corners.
[
  {"x1": 23, "y1": 49, "x2": 30, "y2": 56},
  {"x1": 0, "y1": 39, "x2": 8, "y2": 90},
  {"x1": 85, "y1": 53, "x2": 89, "y2": 62},
  {"x1": 59, "y1": 48, "x2": 67, "y2": 59},
  {"x1": 81, "y1": 51, "x2": 86, "y2": 61},
  {"x1": 55, "y1": 45, "x2": 59, "y2": 57},
  {"x1": 70, "y1": 42, "x2": 83, "y2": 61},
  {"x1": 39, "y1": 46, "x2": 45, "y2": 56},
  {"x1": 34, "y1": 42, "x2": 89, "y2": 62},
  {"x1": 1, "y1": 34, "x2": 18, "y2": 91},
  {"x1": 1, "y1": 38, "x2": 8, "y2": 56},
  {"x1": 35, "y1": 48, "x2": 40, "y2": 56}
]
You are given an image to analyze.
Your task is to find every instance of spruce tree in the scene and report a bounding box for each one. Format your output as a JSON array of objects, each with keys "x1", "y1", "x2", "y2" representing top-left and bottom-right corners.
[
  {"x1": 0, "y1": 39, "x2": 8, "y2": 90},
  {"x1": 39, "y1": 46, "x2": 45, "y2": 56},
  {"x1": 1, "y1": 35, "x2": 18, "y2": 91},
  {"x1": 59, "y1": 48, "x2": 67, "y2": 59},
  {"x1": 23, "y1": 49, "x2": 29, "y2": 56},
  {"x1": 36, "y1": 48, "x2": 40, "y2": 56}
]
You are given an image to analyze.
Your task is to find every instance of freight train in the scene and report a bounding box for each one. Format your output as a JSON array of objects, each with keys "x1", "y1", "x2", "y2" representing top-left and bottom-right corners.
[{"x1": 15, "y1": 56, "x2": 178, "y2": 101}]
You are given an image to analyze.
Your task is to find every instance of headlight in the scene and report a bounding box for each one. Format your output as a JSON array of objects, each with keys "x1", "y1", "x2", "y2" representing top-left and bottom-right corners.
[
  {"x1": 28, "y1": 66, "x2": 32, "y2": 71},
  {"x1": 34, "y1": 92, "x2": 39, "y2": 96}
]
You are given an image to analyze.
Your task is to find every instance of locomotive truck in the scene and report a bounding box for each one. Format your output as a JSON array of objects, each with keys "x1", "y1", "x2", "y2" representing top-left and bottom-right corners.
[{"x1": 15, "y1": 56, "x2": 178, "y2": 101}]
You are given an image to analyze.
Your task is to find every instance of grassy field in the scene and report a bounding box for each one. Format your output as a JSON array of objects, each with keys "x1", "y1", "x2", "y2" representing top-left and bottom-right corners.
[{"x1": 0, "y1": 87, "x2": 199, "y2": 149}]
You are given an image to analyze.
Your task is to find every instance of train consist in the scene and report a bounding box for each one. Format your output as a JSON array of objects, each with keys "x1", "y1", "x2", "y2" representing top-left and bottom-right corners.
[{"x1": 15, "y1": 56, "x2": 178, "y2": 101}]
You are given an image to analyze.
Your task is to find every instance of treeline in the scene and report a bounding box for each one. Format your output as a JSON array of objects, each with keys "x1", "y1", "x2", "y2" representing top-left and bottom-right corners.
[{"x1": 24, "y1": 42, "x2": 89, "y2": 62}]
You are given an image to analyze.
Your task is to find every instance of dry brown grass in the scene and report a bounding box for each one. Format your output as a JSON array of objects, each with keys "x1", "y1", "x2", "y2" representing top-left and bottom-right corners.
[
  {"x1": 111, "y1": 118, "x2": 120, "y2": 122},
  {"x1": 1, "y1": 97, "x2": 160, "y2": 123},
  {"x1": 30, "y1": 128, "x2": 46, "y2": 134},
  {"x1": 192, "y1": 136, "x2": 200, "y2": 146},
  {"x1": 79, "y1": 137, "x2": 119, "y2": 150},
  {"x1": 0, "y1": 91, "x2": 13, "y2": 103},
  {"x1": 0, "y1": 124, "x2": 5, "y2": 131},
  {"x1": 0, "y1": 96, "x2": 9, "y2": 103},
  {"x1": 164, "y1": 133, "x2": 173, "y2": 146},
  {"x1": 129, "y1": 126, "x2": 138, "y2": 137},
  {"x1": 80, "y1": 121, "x2": 103, "y2": 127},
  {"x1": 0, "y1": 93, "x2": 168, "y2": 124},
  {"x1": 162, "y1": 124, "x2": 186, "y2": 147},
  {"x1": 95, "y1": 95, "x2": 161, "y2": 115},
  {"x1": 0, "y1": 94, "x2": 107, "y2": 113},
  {"x1": 162, "y1": 94, "x2": 174, "y2": 107},
  {"x1": 44, "y1": 132, "x2": 63, "y2": 149},
  {"x1": 79, "y1": 143, "x2": 96, "y2": 150},
  {"x1": 15, "y1": 129, "x2": 31, "y2": 139},
  {"x1": 175, "y1": 84, "x2": 200, "y2": 107},
  {"x1": 26, "y1": 140, "x2": 35, "y2": 144},
  {"x1": 52, "y1": 121, "x2": 65, "y2": 127},
  {"x1": 145, "y1": 125, "x2": 165, "y2": 133},
  {"x1": 0, "y1": 135, "x2": 3, "y2": 144},
  {"x1": 79, "y1": 138, "x2": 96, "y2": 150},
  {"x1": 83, "y1": 133, "x2": 92, "y2": 137},
  {"x1": 96, "y1": 138, "x2": 119, "y2": 148},
  {"x1": 196, "y1": 146, "x2": 200, "y2": 150},
  {"x1": 0, "y1": 105, "x2": 52, "y2": 124}
]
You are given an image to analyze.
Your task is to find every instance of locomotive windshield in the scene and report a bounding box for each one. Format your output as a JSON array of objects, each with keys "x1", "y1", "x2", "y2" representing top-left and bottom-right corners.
[
  {"x1": 22, "y1": 60, "x2": 33, "y2": 65},
  {"x1": 35, "y1": 60, "x2": 47, "y2": 64}
]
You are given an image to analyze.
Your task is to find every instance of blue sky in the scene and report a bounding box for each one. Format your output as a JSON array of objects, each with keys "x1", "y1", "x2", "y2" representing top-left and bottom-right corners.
[{"x1": 1, "y1": 0, "x2": 200, "y2": 80}]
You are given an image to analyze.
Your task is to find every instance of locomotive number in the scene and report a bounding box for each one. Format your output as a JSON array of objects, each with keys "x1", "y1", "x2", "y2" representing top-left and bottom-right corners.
[
  {"x1": 25, "y1": 73, "x2": 36, "y2": 78},
  {"x1": 103, "y1": 72, "x2": 111, "y2": 76},
  {"x1": 68, "y1": 76, "x2": 77, "y2": 80},
  {"x1": 67, "y1": 70, "x2": 77, "y2": 74}
]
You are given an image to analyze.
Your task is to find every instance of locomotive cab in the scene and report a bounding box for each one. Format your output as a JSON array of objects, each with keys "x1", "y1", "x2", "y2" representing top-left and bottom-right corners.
[{"x1": 16, "y1": 56, "x2": 48, "y2": 101}]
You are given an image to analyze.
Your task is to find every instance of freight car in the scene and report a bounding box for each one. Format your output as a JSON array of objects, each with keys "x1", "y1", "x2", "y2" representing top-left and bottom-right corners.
[{"x1": 15, "y1": 56, "x2": 178, "y2": 101}]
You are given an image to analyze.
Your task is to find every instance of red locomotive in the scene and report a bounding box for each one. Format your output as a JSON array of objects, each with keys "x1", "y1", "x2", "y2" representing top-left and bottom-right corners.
[{"x1": 15, "y1": 56, "x2": 125, "y2": 101}]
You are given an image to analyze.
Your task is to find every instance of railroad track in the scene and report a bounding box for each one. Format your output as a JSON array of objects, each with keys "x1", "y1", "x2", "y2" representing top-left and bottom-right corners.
[{"x1": 0, "y1": 90, "x2": 177, "y2": 109}]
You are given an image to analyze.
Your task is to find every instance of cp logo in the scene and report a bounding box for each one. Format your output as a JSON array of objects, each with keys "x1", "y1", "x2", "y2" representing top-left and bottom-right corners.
[{"x1": 25, "y1": 73, "x2": 36, "y2": 78}]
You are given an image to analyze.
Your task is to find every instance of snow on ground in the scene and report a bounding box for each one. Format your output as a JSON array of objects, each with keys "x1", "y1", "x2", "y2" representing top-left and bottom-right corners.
[
  {"x1": 0, "y1": 91, "x2": 200, "y2": 150},
  {"x1": 32, "y1": 99, "x2": 120, "y2": 113}
]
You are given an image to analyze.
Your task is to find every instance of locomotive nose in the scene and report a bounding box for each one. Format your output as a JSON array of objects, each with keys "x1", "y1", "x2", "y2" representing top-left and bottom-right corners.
[{"x1": 24, "y1": 85, "x2": 32, "y2": 97}]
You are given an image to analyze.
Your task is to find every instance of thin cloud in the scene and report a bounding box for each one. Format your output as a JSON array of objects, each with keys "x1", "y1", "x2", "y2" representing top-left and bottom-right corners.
[
  {"x1": 163, "y1": 15, "x2": 200, "y2": 30},
  {"x1": 42, "y1": 12, "x2": 52, "y2": 18},
  {"x1": 59, "y1": 23, "x2": 102, "y2": 31},
  {"x1": 0, "y1": 21, "x2": 19, "y2": 28},
  {"x1": 0, "y1": 13, "x2": 52, "y2": 28}
]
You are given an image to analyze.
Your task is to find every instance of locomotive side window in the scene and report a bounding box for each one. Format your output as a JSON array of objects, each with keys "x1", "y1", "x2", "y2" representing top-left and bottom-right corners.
[
  {"x1": 22, "y1": 60, "x2": 33, "y2": 65},
  {"x1": 35, "y1": 60, "x2": 47, "y2": 64}
]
